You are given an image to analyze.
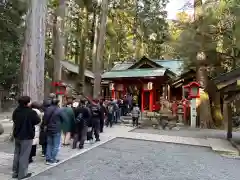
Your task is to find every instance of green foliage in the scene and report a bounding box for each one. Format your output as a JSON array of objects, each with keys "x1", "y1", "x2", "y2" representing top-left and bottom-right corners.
[
  {"x1": 104, "y1": 0, "x2": 169, "y2": 62},
  {"x1": 45, "y1": 0, "x2": 169, "y2": 71},
  {"x1": 166, "y1": 0, "x2": 240, "y2": 76},
  {"x1": 0, "y1": 0, "x2": 26, "y2": 89}
]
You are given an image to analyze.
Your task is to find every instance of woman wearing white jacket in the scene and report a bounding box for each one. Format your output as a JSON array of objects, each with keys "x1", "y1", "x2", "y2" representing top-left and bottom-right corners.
[{"x1": 29, "y1": 102, "x2": 42, "y2": 163}]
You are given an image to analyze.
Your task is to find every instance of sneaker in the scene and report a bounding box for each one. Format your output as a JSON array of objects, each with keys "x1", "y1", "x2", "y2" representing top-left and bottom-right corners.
[
  {"x1": 95, "y1": 139, "x2": 100, "y2": 142},
  {"x1": 89, "y1": 139, "x2": 94, "y2": 144},
  {"x1": 46, "y1": 160, "x2": 53, "y2": 165},
  {"x1": 52, "y1": 159, "x2": 60, "y2": 164},
  {"x1": 20, "y1": 173, "x2": 32, "y2": 179},
  {"x1": 12, "y1": 174, "x2": 18, "y2": 179},
  {"x1": 41, "y1": 154, "x2": 45, "y2": 157}
]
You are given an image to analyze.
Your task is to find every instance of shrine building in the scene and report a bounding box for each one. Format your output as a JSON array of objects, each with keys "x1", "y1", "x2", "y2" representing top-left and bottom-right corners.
[{"x1": 101, "y1": 56, "x2": 183, "y2": 111}]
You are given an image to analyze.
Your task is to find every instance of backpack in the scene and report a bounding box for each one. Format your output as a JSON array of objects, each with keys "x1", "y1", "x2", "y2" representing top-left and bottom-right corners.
[
  {"x1": 91, "y1": 104, "x2": 100, "y2": 117},
  {"x1": 76, "y1": 112, "x2": 84, "y2": 123},
  {"x1": 108, "y1": 105, "x2": 114, "y2": 114}
]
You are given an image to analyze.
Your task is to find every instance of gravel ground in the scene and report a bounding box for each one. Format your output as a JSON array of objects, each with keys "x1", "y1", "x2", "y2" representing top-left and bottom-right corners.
[
  {"x1": 0, "y1": 142, "x2": 14, "y2": 154},
  {"x1": 30, "y1": 138, "x2": 240, "y2": 180}
]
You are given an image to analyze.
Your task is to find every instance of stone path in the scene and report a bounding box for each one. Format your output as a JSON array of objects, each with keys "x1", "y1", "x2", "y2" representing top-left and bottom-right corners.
[{"x1": 0, "y1": 125, "x2": 239, "y2": 180}]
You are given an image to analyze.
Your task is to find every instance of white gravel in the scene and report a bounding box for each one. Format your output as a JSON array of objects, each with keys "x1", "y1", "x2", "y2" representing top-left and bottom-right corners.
[{"x1": 30, "y1": 138, "x2": 240, "y2": 180}]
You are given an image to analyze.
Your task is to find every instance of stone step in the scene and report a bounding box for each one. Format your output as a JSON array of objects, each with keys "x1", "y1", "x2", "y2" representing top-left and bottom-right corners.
[{"x1": 208, "y1": 138, "x2": 239, "y2": 156}]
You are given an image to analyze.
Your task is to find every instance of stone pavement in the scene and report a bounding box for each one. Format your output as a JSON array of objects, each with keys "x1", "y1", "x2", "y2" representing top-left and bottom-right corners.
[
  {"x1": 0, "y1": 126, "x2": 133, "y2": 180},
  {"x1": 0, "y1": 125, "x2": 239, "y2": 180},
  {"x1": 30, "y1": 139, "x2": 240, "y2": 180}
]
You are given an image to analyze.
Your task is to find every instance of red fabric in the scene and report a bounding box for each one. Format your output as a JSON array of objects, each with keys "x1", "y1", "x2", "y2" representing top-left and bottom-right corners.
[
  {"x1": 172, "y1": 102, "x2": 178, "y2": 115},
  {"x1": 154, "y1": 103, "x2": 160, "y2": 111}
]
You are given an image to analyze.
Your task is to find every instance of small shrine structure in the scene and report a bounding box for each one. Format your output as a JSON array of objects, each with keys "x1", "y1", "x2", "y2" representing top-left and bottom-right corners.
[{"x1": 101, "y1": 56, "x2": 183, "y2": 111}]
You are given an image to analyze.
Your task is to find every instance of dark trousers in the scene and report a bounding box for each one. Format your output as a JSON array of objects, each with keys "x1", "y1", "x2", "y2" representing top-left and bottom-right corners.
[
  {"x1": 87, "y1": 127, "x2": 93, "y2": 141},
  {"x1": 92, "y1": 119, "x2": 100, "y2": 140},
  {"x1": 42, "y1": 144, "x2": 47, "y2": 155},
  {"x1": 106, "y1": 114, "x2": 113, "y2": 127},
  {"x1": 100, "y1": 118, "x2": 104, "y2": 133},
  {"x1": 12, "y1": 139, "x2": 33, "y2": 179},
  {"x1": 29, "y1": 145, "x2": 37, "y2": 161},
  {"x1": 73, "y1": 124, "x2": 87, "y2": 149},
  {"x1": 132, "y1": 117, "x2": 139, "y2": 126}
]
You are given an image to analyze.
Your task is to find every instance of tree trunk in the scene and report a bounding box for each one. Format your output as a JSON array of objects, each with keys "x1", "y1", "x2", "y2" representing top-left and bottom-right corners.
[
  {"x1": 212, "y1": 91, "x2": 223, "y2": 127},
  {"x1": 21, "y1": 0, "x2": 47, "y2": 102},
  {"x1": 133, "y1": 0, "x2": 139, "y2": 59},
  {"x1": 53, "y1": 0, "x2": 66, "y2": 83},
  {"x1": 93, "y1": 0, "x2": 108, "y2": 99},
  {"x1": 197, "y1": 66, "x2": 214, "y2": 128},
  {"x1": 78, "y1": 7, "x2": 89, "y2": 94}
]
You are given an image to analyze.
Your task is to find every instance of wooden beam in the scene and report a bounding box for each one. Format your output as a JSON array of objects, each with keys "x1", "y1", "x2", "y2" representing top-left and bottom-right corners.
[
  {"x1": 223, "y1": 102, "x2": 232, "y2": 139},
  {"x1": 224, "y1": 90, "x2": 240, "y2": 102}
]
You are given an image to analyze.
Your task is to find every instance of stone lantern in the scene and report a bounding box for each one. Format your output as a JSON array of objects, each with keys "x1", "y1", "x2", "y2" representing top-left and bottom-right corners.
[{"x1": 177, "y1": 104, "x2": 184, "y2": 124}]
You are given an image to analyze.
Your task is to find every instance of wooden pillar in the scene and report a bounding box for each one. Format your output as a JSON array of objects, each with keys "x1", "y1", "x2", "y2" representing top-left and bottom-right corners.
[
  {"x1": 111, "y1": 90, "x2": 115, "y2": 99},
  {"x1": 141, "y1": 88, "x2": 144, "y2": 112},
  {"x1": 149, "y1": 90, "x2": 153, "y2": 111},
  {"x1": 162, "y1": 85, "x2": 165, "y2": 98},
  {"x1": 167, "y1": 84, "x2": 171, "y2": 100},
  {"x1": 223, "y1": 102, "x2": 232, "y2": 139},
  {"x1": 123, "y1": 84, "x2": 126, "y2": 96}
]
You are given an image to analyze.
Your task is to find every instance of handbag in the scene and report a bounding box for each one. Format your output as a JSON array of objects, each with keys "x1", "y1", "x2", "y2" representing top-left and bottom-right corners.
[{"x1": 43, "y1": 108, "x2": 57, "y2": 132}]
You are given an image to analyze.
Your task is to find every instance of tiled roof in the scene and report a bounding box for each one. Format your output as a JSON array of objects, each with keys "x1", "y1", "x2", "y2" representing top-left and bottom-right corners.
[
  {"x1": 111, "y1": 59, "x2": 183, "y2": 75},
  {"x1": 213, "y1": 67, "x2": 240, "y2": 84},
  {"x1": 102, "y1": 68, "x2": 166, "y2": 79},
  {"x1": 155, "y1": 60, "x2": 183, "y2": 75},
  {"x1": 60, "y1": 60, "x2": 94, "y2": 79},
  {"x1": 111, "y1": 62, "x2": 133, "y2": 70}
]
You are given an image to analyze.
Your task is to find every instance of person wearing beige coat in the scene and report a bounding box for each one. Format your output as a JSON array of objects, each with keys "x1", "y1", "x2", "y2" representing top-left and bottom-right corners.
[{"x1": 29, "y1": 103, "x2": 42, "y2": 163}]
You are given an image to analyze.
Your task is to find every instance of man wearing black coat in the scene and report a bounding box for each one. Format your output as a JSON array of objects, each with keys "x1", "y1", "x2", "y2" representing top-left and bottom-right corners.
[
  {"x1": 89, "y1": 99, "x2": 101, "y2": 141},
  {"x1": 73, "y1": 100, "x2": 91, "y2": 149},
  {"x1": 39, "y1": 93, "x2": 55, "y2": 157},
  {"x1": 99, "y1": 100, "x2": 107, "y2": 133},
  {"x1": 12, "y1": 96, "x2": 41, "y2": 179},
  {"x1": 43, "y1": 99, "x2": 64, "y2": 165}
]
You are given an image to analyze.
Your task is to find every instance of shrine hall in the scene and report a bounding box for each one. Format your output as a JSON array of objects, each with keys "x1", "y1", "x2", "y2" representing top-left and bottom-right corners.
[{"x1": 101, "y1": 56, "x2": 183, "y2": 111}]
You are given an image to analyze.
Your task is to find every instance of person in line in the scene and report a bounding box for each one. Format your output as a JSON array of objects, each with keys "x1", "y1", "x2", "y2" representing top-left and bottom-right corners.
[
  {"x1": 119, "y1": 99, "x2": 124, "y2": 117},
  {"x1": 61, "y1": 102, "x2": 75, "y2": 146},
  {"x1": 42, "y1": 93, "x2": 56, "y2": 111},
  {"x1": 86, "y1": 101, "x2": 93, "y2": 142},
  {"x1": 99, "y1": 100, "x2": 107, "y2": 133},
  {"x1": 89, "y1": 99, "x2": 101, "y2": 142},
  {"x1": 29, "y1": 102, "x2": 42, "y2": 163},
  {"x1": 73, "y1": 99, "x2": 91, "y2": 149},
  {"x1": 106, "y1": 101, "x2": 114, "y2": 128},
  {"x1": 43, "y1": 99, "x2": 64, "y2": 165},
  {"x1": 131, "y1": 103, "x2": 140, "y2": 127},
  {"x1": 39, "y1": 93, "x2": 55, "y2": 156},
  {"x1": 12, "y1": 96, "x2": 41, "y2": 179},
  {"x1": 123, "y1": 95, "x2": 128, "y2": 116}
]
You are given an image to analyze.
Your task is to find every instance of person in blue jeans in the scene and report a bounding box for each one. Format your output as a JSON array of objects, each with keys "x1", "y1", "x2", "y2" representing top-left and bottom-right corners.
[{"x1": 42, "y1": 99, "x2": 66, "y2": 165}]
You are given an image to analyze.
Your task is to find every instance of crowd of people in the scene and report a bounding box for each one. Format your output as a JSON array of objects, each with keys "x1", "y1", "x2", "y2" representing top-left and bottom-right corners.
[{"x1": 10, "y1": 93, "x2": 140, "y2": 179}]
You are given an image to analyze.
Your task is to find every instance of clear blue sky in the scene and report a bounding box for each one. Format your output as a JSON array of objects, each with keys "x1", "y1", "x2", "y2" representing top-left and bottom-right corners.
[{"x1": 166, "y1": 0, "x2": 194, "y2": 19}]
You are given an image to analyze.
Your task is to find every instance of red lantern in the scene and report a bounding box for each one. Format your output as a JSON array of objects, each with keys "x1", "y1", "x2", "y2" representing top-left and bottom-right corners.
[
  {"x1": 187, "y1": 82, "x2": 200, "y2": 98},
  {"x1": 183, "y1": 82, "x2": 200, "y2": 99},
  {"x1": 52, "y1": 81, "x2": 67, "y2": 95}
]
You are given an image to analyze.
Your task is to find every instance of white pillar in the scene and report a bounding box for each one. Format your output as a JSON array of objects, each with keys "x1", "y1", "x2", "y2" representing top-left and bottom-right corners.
[{"x1": 190, "y1": 98, "x2": 197, "y2": 128}]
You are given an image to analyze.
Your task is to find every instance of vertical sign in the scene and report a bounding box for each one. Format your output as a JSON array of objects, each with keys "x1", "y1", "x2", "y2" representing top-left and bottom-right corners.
[{"x1": 190, "y1": 98, "x2": 197, "y2": 128}]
